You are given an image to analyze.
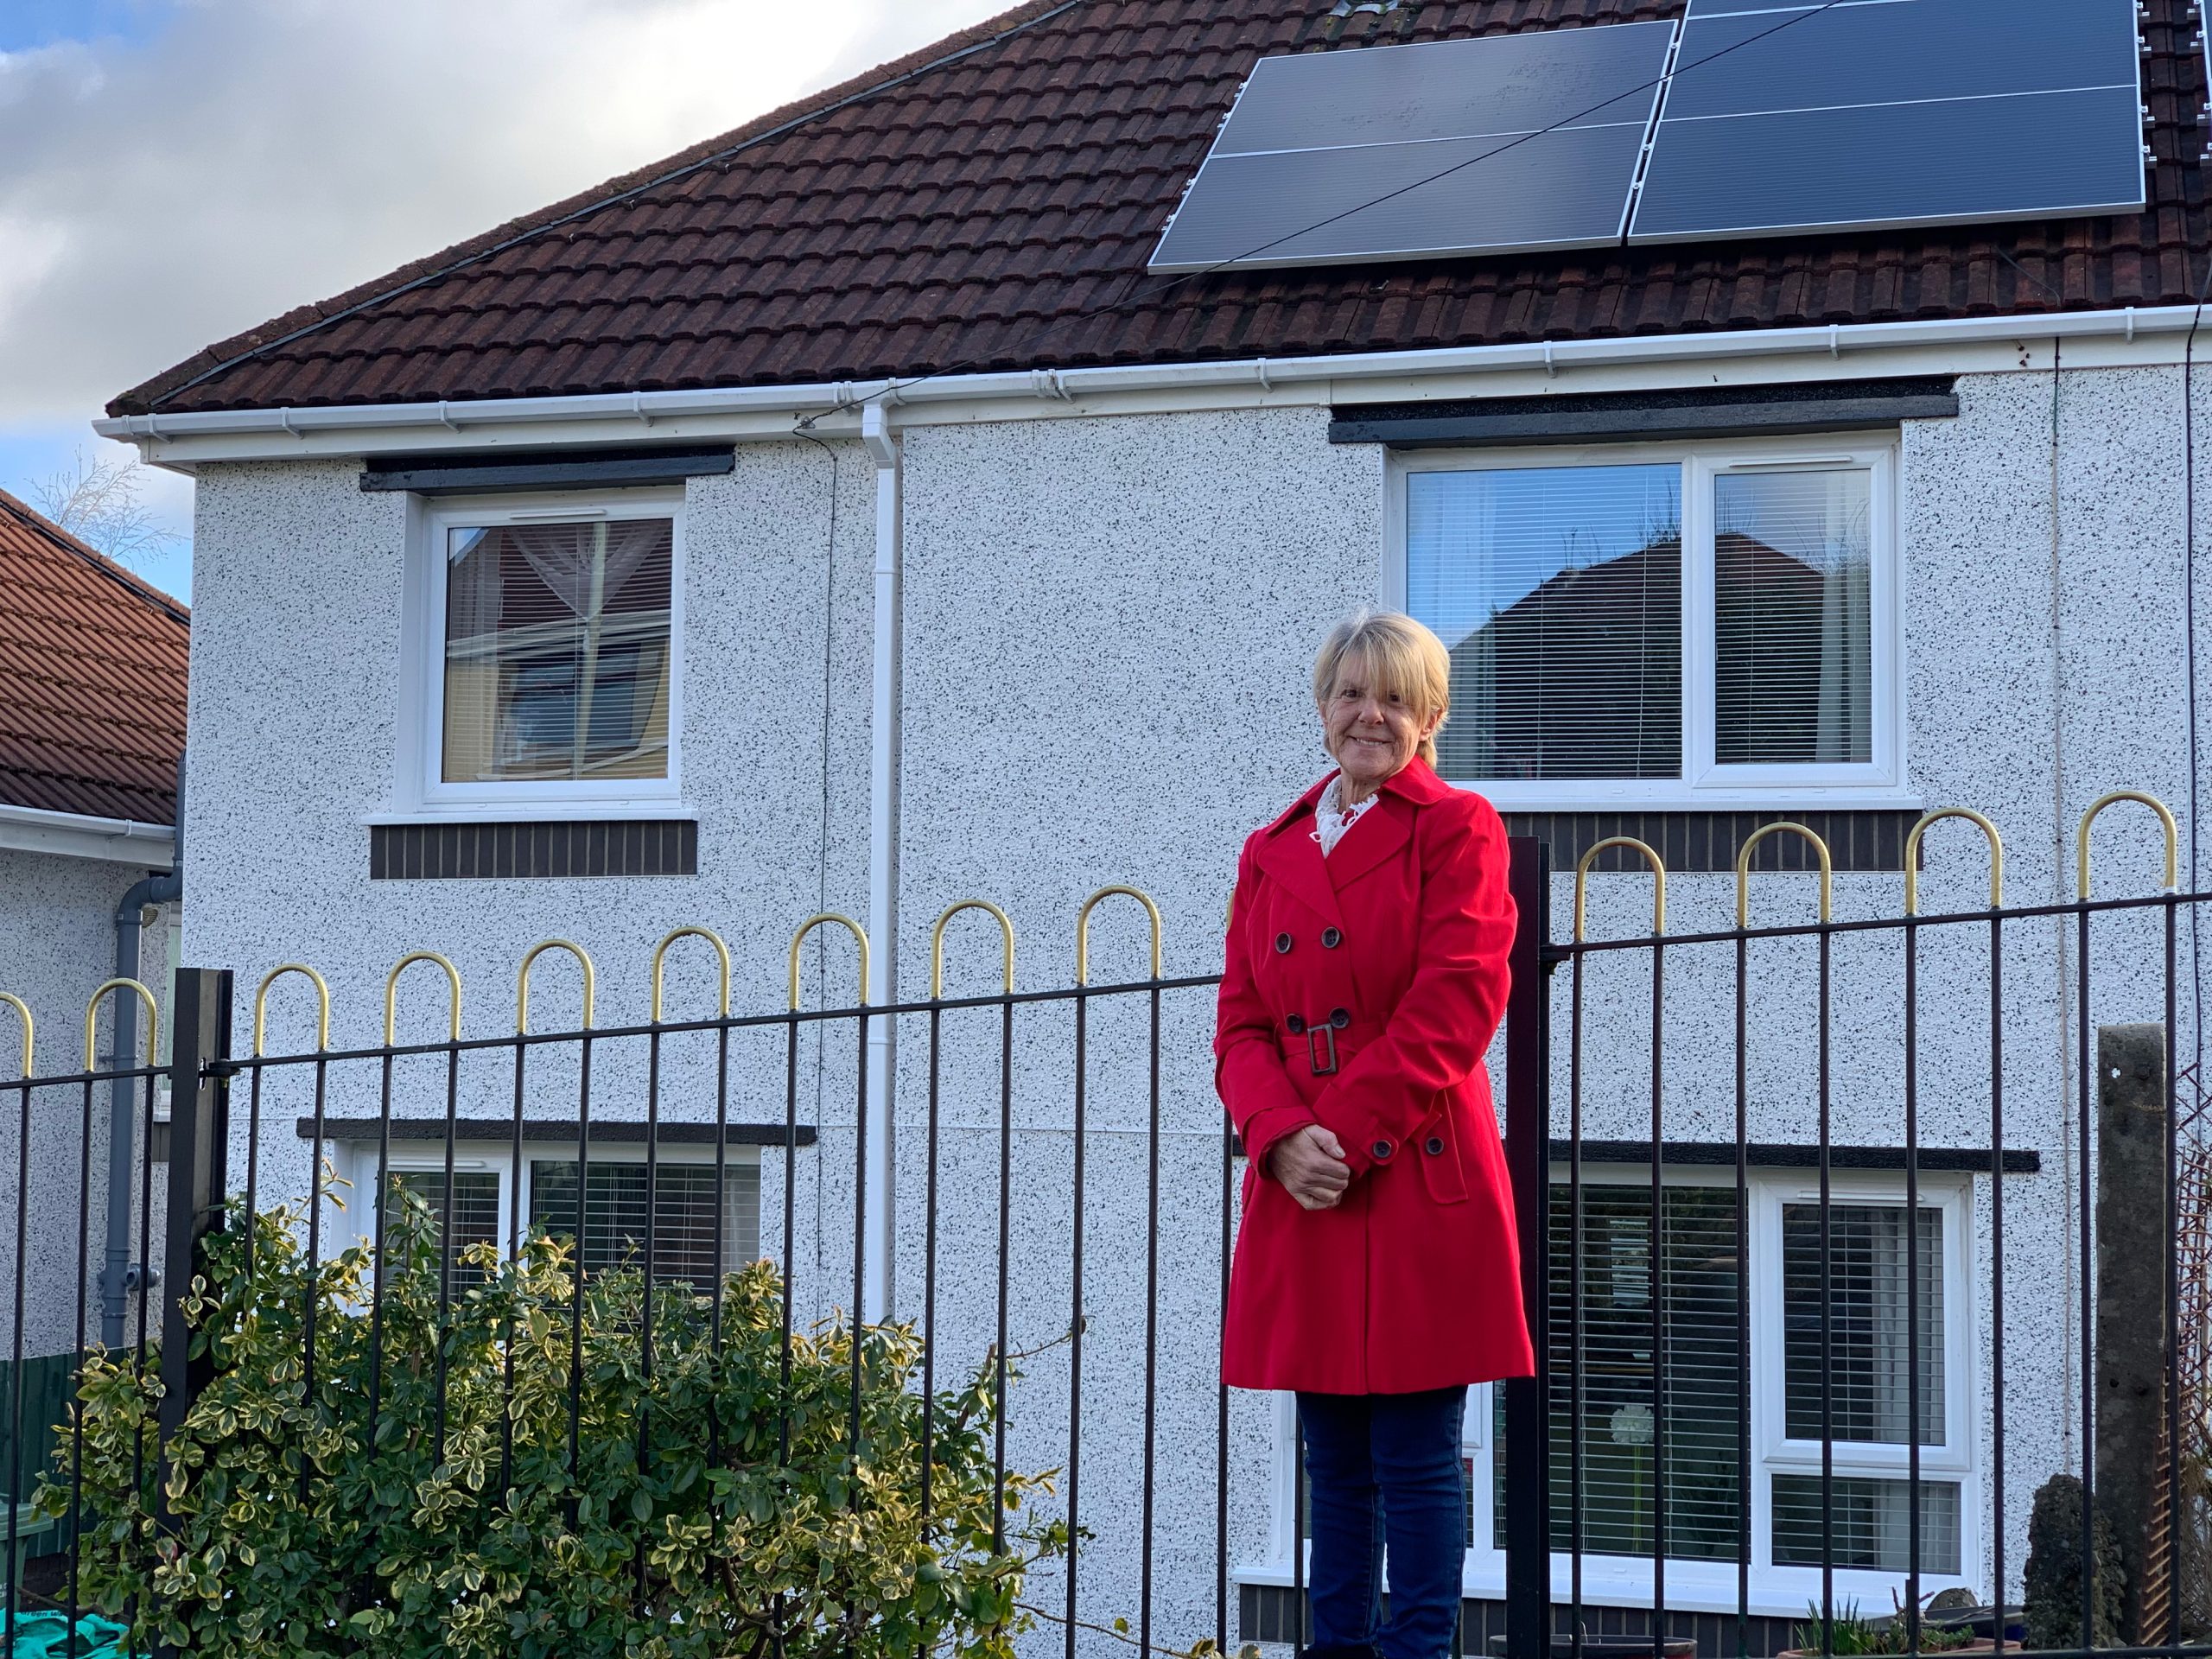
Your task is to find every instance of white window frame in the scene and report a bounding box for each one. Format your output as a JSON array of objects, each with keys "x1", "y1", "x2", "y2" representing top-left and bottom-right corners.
[
  {"x1": 337, "y1": 1136, "x2": 761, "y2": 1269},
  {"x1": 1384, "y1": 434, "x2": 1909, "y2": 812},
  {"x1": 1242, "y1": 1167, "x2": 1977, "y2": 1619},
  {"x1": 394, "y1": 488, "x2": 688, "y2": 818},
  {"x1": 1751, "y1": 1173, "x2": 1979, "y2": 1610}
]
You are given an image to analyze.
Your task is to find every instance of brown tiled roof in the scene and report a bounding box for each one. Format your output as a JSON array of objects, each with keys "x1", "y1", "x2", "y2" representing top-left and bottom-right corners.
[
  {"x1": 110, "y1": 0, "x2": 2210, "y2": 419},
  {"x1": 0, "y1": 490, "x2": 189, "y2": 824}
]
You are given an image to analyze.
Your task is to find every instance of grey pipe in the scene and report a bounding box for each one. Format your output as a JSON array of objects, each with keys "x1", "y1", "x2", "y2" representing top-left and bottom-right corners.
[{"x1": 99, "y1": 754, "x2": 183, "y2": 1348}]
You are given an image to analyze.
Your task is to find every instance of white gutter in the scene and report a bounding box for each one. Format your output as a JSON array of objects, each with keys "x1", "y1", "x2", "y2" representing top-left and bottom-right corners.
[
  {"x1": 0, "y1": 801, "x2": 175, "y2": 867},
  {"x1": 860, "y1": 399, "x2": 901, "y2": 1324},
  {"x1": 96, "y1": 304, "x2": 2209, "y2": 459}
]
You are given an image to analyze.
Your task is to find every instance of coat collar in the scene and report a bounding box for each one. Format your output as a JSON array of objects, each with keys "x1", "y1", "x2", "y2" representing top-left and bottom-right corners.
[
  {"x1": 1258, "y1": 756, "x2": 1450, "y2": 832},
  {"x1": 1377, "y1": 755, "x2": 1455, "y2": 806},
  {"x1": 1253, "y1": 759, "x2": 1452, "y2": 920}
]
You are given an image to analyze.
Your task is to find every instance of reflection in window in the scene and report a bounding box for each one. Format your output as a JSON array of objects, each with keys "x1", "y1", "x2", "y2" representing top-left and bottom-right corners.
[
  {"x1": 1408, "y1": 466, "x2": 1682, "y2": 783},
  {"x1": 442, "y1": 518, "x2": 674, "y2": 784},
  {"x1": 1713, "y1": 469, "x2": 1872, "y2": 766}
]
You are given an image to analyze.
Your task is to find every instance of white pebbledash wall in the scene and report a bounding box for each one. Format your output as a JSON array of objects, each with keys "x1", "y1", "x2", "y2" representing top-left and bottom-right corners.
[
  {"x1": 175, "y1": 365, "x2": 2212, "y2": 1642},
  {"x1": 0, "y1": 847, "x2": 173, "y2": 1358}
]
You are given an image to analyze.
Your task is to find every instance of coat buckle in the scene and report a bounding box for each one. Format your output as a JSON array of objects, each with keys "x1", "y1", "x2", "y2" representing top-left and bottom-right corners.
[{"x1": 1286, "y1": 1008, "x2": 1349, "y2": 1077}]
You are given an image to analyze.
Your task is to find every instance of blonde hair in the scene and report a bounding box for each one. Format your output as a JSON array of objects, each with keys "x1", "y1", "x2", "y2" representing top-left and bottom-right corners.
[{"x1": 1311, "y1": 609, "x2": 1452, "y2": 769}]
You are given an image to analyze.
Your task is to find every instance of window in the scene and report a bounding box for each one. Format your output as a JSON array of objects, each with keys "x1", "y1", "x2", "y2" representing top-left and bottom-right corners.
[
  {"x1": 1493, "y1": 1184, "x2": 1742, "y2": 1560},
  {"x1": 1769, "y1": 1199, "x2": 1961, "y2": 1576},
  {"x1": 529, "y1": 1159, "x2": 758, "y2": 1290},
  {"x1": 1265, "y1": 1172, "x2": 1974, "y2": 1616},
  {"x1": 381, "y1": 1169, "x2": 502, "y2": 1289},
  {"x1": 412, "y1": 493, "x2": 683, "y2": 808},
  {"x1": 353, "y1": 1144, "x2": 760, "y2": 1290},
  {"x1": 1393, "y1": 439, "x2": 1900, "y2": 808}
]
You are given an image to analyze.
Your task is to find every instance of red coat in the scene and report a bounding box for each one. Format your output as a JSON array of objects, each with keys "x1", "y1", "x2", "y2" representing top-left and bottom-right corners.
[{"x1": 1216, "y1": 758, "x2": 1533, "y2": 1395}]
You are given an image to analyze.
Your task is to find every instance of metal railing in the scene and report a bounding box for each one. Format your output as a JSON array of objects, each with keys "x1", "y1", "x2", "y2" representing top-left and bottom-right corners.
[
  {"x1": 1502, "y1": 794, "x2": 2205, "y2": 1659},
  {"x1": 0, "y1": 802, "x2": 2206, "y2": 1658}
]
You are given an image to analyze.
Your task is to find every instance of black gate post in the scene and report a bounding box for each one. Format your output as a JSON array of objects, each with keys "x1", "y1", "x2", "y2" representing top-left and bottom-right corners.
[
  {"x1": 156, "y1": 969, "x2": 232, "y2": 1503},
  {"x1": 1503, "y1": 838, "x2": 1553, "y2": 1659}
]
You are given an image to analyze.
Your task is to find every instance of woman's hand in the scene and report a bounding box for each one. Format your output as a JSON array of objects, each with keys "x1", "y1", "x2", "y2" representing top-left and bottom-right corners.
[{"x1": 1268, "y1": 1123, "x2": 1351, "y2": 1211}]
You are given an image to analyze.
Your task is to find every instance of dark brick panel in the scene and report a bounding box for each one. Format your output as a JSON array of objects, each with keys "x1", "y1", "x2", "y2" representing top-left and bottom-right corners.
[
  {"x1": 370, "y1": 819, "x2": 698, "y2": 880},
  {"x1": 1504, "y1": 810, "x2": 1922, "y2": 875}
]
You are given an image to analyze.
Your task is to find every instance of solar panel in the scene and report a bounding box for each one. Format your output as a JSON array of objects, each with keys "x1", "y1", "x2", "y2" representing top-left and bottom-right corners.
[
  {"x1": 1628, "y1": 0, "x2": 2145, "y2": 244},
  {"x1": 1147, "y1": 22, "x2": 1676, "y2": 273}
]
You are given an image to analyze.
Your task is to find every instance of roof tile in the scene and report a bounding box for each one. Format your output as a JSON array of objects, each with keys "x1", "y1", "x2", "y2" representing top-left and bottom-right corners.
[
  {"x1": 0, "y1": 492, "x2": 188, "y2": 824},
  {"x1": 109, "y1": 0, "x2": 2212, "y2": 418}
]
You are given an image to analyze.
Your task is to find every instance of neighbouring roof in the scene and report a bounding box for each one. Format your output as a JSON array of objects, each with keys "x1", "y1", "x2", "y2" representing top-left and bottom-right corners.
[
  {"x1": 0, "y1": 490, "x2": 189, "y2": 824},
  {"x1": 110, "y1": 0, "x2": 2210, "y2": 419}
]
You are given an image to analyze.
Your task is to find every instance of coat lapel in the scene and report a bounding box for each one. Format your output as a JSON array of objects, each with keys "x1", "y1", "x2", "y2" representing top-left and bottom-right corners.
[
  {"x1": 1322, "y1": 794, "x2": 1413, "y2": 892},
  {"x1": 1318, "y1": 758, "x2": 1452, "y2": 893},
  {"x1": 1255, "y1": 760, "x2": 1457, "y2": 925},
  {"x1": 1254, "y1": 774, "x2": 1344, "y2": 927}
]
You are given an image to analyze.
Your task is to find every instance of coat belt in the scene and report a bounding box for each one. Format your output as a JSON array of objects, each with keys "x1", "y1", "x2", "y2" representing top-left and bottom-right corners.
[{"x1": 1285, "y1": 1007, "x2": 1351, "y2": 1076}]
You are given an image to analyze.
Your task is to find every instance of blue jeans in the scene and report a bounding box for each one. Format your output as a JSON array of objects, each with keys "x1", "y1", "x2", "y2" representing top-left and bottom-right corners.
[{"x1": 1297, "y1": 1387, "x2": 1468, "y2": 1659}]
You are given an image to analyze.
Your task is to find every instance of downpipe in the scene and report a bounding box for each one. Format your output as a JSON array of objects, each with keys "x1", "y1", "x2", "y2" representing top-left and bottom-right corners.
[
  {"x1": 99, "y1": 754, "x2": 183, "y2": 1347},
  {"x1": 861, "y1": 401, "x2": 900, "y2": 1322}
]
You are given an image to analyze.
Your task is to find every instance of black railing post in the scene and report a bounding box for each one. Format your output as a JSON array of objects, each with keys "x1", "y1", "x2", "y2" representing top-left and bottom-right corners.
[
  {"x1": 156, "y1": 970, "x2": 233, "y2": 1514},
  {"x1": 1504, "y1": 837, "x2": 1552, "y2": 1659}
]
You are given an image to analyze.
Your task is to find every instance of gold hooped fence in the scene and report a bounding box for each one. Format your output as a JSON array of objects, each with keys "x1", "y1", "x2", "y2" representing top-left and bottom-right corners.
[
  {"x1": 1560, "y1": 794, "x2": 2169, "y2": 943},
  {"x1": 1, "y1": 794, "x2": 2196, "y2": 1065}
]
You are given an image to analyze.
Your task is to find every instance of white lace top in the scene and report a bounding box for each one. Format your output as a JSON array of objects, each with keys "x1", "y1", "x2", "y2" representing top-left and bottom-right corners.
[{"x1": 1311, "y1": 776, "x2": 1380, "y2": 858}]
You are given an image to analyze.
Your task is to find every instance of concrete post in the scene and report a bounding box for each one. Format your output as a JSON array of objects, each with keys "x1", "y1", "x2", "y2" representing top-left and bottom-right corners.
[{"x1": 2095, "y1": 1021, "x2": 2168, "y2": 1642}]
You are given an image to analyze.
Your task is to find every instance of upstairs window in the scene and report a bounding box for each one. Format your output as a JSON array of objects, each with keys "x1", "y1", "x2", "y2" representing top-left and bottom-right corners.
[
  {"x1": 419, "y1": 493, "x2": 682, "y2": 806},
  {"x1": 1395, "y1": 439, "x2": 1898, "y2": 808}
]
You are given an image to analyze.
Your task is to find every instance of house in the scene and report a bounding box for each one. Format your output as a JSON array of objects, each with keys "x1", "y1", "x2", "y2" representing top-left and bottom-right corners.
[
  {"x1": 88, "y1": 0, "x2": 2209, "y2": 1649},
  {"x1": 0, "y1": 485, "x2": 187, "y2": 1558}
]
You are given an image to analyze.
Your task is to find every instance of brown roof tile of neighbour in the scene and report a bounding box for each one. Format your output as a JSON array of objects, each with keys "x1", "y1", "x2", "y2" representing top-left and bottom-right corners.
[
  {"x1": 0, "y1": 491, "x2": 189, "y2": 824},
  {"x1": 110, "y1": 0, "x2": 2210, "y2": 419}
]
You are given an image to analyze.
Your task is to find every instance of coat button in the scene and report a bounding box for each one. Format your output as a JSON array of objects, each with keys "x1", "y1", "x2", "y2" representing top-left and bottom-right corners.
[
  {"x1": 1274, "y1": 932, "x2": 1293, "y2": 954},
  {"x1": 1321, "y1": 926, "x2": 1343, "y2": 949},
  {"x1": 1371, "y1": 1140, "x2": 1393, "y2": 1160},
  {"x1": 1425, "y1": 1135, "x2": 1445, "y2": 1156}
]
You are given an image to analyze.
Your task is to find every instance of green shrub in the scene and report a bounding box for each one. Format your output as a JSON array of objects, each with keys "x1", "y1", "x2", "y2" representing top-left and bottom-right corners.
[
  {"x1": 1791, "y1": 1597, "x2": 1971, "y2": 1656},
  {"x1": 40, "y1": 1188, "x2": 1063, "y2": 1659}
]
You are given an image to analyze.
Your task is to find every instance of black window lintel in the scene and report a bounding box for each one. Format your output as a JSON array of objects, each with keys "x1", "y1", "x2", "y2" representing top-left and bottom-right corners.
[
  {"x1": 360, "y1": 443, "x2": 735, "y2": 496},
  {"x1": 1330, "y1": 376, "x2": 1959, "y2": 448}
]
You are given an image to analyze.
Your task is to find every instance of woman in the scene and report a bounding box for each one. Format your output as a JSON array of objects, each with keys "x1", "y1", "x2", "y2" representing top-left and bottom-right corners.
[{"x1": 1217, "y1": 609, "x2": 1532, "y2": 1659}]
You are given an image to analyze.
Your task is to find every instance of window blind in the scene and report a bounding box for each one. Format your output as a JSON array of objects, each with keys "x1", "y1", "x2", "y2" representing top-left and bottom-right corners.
[
  {"x1": 528, "y1": 1160, "x2": 759, "y2": 1288},
  {"x1": 1713, "y1": 469, "x2": 1872, "y2": 766},
  {"x1": 385, "y1": 1170, "x2": 501, "y2": 1289},
  {"x1": 1771, "y1": 1474, "x2": 1960, "y2": 1574},
  {"x1": 1494, "y1": 1183, "x2": 1742, "y2": 1559},
  {"x1": 1782, "y1": 1203, "x2": 1944, "y2": 1446},
  {"x1": 1408, "y1": 466, "x2": 1683, "y2": 782}
]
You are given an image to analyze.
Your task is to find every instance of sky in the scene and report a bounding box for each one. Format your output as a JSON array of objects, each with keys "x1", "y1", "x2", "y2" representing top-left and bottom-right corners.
[{"x1": 0, "y1": 0, "x2": 1015, "y2": 601}]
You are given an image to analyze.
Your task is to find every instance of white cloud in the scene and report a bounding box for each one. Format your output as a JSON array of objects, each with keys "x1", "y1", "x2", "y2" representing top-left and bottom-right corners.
[{"x1": 0, "y1": 0, "x2": 1010, "y2": 426}]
